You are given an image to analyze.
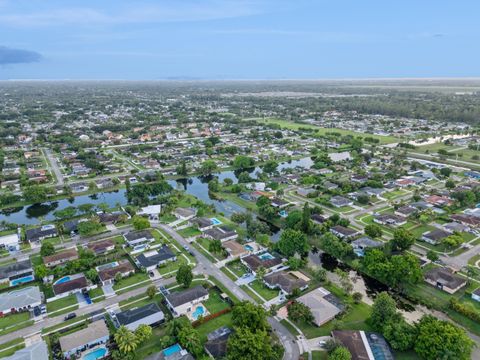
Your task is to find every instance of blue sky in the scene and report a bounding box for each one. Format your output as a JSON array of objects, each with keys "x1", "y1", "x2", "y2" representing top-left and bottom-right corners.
[{"x1": 0, "y1": 0, "x2": 479, "y2": 79}]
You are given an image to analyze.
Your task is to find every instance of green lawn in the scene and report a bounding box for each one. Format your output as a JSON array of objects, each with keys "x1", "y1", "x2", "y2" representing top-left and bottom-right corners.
[
  {"x1": 177, "y1": 226, "x2": 201, "y2": 238},
  {"x1": 259, "y1": 118, "x2": 399, "y2": 144},
  {"x1": 248, "y1": 280, "x2": 279, "y2": 301},
  {"x1": 203, "y1": 290, "x2": 231, "y2": 313},
  {"x1": 134, "y1": 325, "x2": 167, "y2": 360},
  {"x1": 0, "y1": 343, "x2": 25, "y2": 358},
  {"x1": 196, "y1": 312, "x2": 233, "y2": 343},
  {"x1": 158, "y1": 258, "x2": 187, "y2": 276},
  {"x1": 42, "y1": 314, "x2": 89, "y2": 334},
  {"x1": 225, "y1": 260, "x2": 248, "y2": 277},
  {"x1": 280, "y1": 319, "x2": 300, "y2": 336},
  {"x1": 220, "y1": 266, "x2": 238, "y2": 281},
  {"x1": 383, "y1": 189, "x2": 408, "y2": 200},
  {"x1": 46, "y1": 294, "x2": 78, "y2": 315},
  {"x1": 113, "y1": 273, "x2": 150, "y2": 293},
  {"x1": 0, "y1": 312, "x2": 30, "y2": 331},
  {"x1": 88, "y1": 287, "x2": 105, "y2": 302},
  {"x1": 311, "y1": 351, "x2": 328, "y2": 360},
  {"x1": 295, "y1": 301, "x2": 372, "y2": 339}
]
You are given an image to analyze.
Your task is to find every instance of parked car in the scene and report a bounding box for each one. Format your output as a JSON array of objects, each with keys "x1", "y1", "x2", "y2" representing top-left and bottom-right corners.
[{"x1": 64, "y1": 313, "x2": 76, "y2": 321}]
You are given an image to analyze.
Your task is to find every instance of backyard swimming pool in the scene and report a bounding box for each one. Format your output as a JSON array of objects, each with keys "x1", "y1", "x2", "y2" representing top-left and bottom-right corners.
[
  {"x1": 10, "y1": 275, "x2": 34, "y2": 287},
  {"x1": 54, "y1": 276, "x2": 71, "y2": 285},
  {"x1": 82, "y1": 346, "x2": 108, "y2": 360},
  {"x1": 244, "y1": 244, "x2": 254, "y2": 251},
  {"x1": 192, "y1": 305, "x2": 205, "y2": 320},
  {"x1": 259, "y1": 252, "x2": 275, "y2": 260},
  {"x1": 163, "y1": 344, "x2": 182, "y2": 357},
  {"x1": 210, "y1": 217, "x2": 222, "y2": 225}
]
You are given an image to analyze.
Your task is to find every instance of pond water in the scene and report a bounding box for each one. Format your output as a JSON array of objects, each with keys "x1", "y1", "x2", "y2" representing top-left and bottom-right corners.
[
  {"x1": 0, "y1": 157, "x2": 313, "y2": 232},
  {"x1": 0, "y1": 190, "x2": 127, "y2": 225}
]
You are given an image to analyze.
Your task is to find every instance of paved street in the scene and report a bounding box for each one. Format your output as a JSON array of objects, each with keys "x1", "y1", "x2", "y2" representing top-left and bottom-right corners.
[
  {"x1": 43, "y1": 148, "x2": 64, "y2": 186},
  {"x1": 159, "y1": 224, "x2": 301, "y2": 360}
]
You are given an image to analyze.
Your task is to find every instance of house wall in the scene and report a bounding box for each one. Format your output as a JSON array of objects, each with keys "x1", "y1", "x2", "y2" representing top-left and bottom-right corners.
[{"x1": 169, "y1": 294, "x2": 209, "y2": 317}]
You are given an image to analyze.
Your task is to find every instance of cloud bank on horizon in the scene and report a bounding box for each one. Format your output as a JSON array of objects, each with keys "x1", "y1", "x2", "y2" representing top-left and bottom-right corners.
[{"x1": 0, "y1": 0, "x2": 479, "y2": 79}]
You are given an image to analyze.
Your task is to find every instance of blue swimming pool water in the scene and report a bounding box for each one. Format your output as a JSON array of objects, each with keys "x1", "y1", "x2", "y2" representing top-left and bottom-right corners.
[
  {"x1": 279, "y1": 210, "x2": 288, "y2": 217},
  {"x1": 192, "y1": 306, "x2": 205, "y2": 320},
  {"x1": 82, "y1": 347, "x2": 107, "y2": 360},
  {"x1": 244, "y1": 244, "x2": 254, "y2": 251},
  {"x1": 210, "y1": 217, "x2": 222, "y2": 225},
  {"x1": 10, "y1": 275, "x2": 34, "y2": 286},
  {"x1": 259, "y1": 252, "x2": 274, "y2": 260},
  {"x1": 54, "y1": 276, "x2": 71, "y2": 285},
  {"x1": 163, "y1": 344, "x2": 182, "y2": 357}
]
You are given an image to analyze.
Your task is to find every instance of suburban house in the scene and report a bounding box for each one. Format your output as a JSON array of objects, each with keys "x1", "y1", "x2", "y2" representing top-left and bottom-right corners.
[
  {"x1": 97, "y1": 211, "x2": 125, "y2": 225},
  {"x1": 297, "y1": 287, "x2": 344, "y2": 326},
  {"x1": 421, "y1": 229, "x2": 451, "y2": 245},
  {"x1": 114, "y1": 303, "x2": 165, "y2": 331},
  {"x1": 330, "y1": 196, "x2": 353, "y2": 208},
  {"x1": 240, "y1": 252, "x2": 284, "y2": 276},
  {"x1": 263, "y1": 271, "x2": 309, "y2": 295},
  {"x1": 332, "y1": 330, "x2": 395, "y2": 360},
  {"x1": 222, "y1": 240, "x2": 248, "y2": 258},
  {"x1": 394, "y1": 205, "x2": 417, "y2": 218},
  {"x1": 124, "y1": 230, "x2": 155, "y2": 247},
  {"x1": 0, "y1": 286, "x2": 42, "y2": 316},
  {"x1": 0, "y1": 259, "x2": 34, "y2": 287},
  {"x1": 351, "y1": 237, "x2": 383, "y2": 257},
  {"x1": 472, "y1": 288, "x2": 480, "y2": 303},
  {"x1": 3, "y1": 340, "x2": 49, "y2": 360},
  {"x1": 86, "y1": 239, "x2": 115, "y2": 255},
  {"x1": 173, "y1": 207, "x2": 197, "y2": 221},
  {"x1": 165, "y1": 285, "x2": 209, "y2": 317},
  {"x1": 195, "y1": 217, "x2": 215, "y2": 231},
  {"x1": 270, "y1": 197, "x2": 289, "y2": 208},
  {"x1": 97, "y1": 260, "x2": 135, "y2": 286},
  {"x1": 373, "y1": 214, "x2": 407, "y2": 227},
  {"x1": 52, "y1": 273, "x2": 88, "y2": 297},
  {"x1": 451, "y1": 214, "x2": 480, "y2": 228},
  {"x1": 203, "y1": 226, "x2": 238, "y2": 242},
  {"x1": 311, "y1": 214, "x2": 327, "y2": 225},
  {"x1": 59, "y1": 320, "x2": 110, "y2": 358},
  {"x1": 204, "y1": 327, "x2": 233, "y2": 359},
  {"x1": 43, "y1": 248, "x2": 79, "y2": 268},
  {"x1": 424, "y1": 267, "x2": 467, "y2": 294},
  {"x1": 135, "y1": 245, "x2": 176, "y2": 271},
  {"x1": 25, "y1": 224, "x2": 57, "y2": 243},
  {"x1": 137, "y1": 205, "x2": 162, "y2": 220},
  {"x1": 330, "y1": 225, "x2": 361, "y2": 240},
  {"x1": 0, "y1": 232, "x2": 20, "y2": 251}
]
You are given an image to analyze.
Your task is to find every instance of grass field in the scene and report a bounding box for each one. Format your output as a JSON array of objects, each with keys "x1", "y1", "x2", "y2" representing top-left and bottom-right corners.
[
  {"x1": 113, "y1": 272, "x2": 150, "y2": 293},
  {"x1": 259, "y1": 118, "x2": 399, "y2": 144},
  {"x1": 46, "y1": 295, "x2": 78, "y2": 314}
]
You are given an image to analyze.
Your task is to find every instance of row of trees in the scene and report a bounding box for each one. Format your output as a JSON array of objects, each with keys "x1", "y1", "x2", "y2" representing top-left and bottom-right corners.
[{"x1": 370, "y1": 292, "x2": 474, "y2": 359}]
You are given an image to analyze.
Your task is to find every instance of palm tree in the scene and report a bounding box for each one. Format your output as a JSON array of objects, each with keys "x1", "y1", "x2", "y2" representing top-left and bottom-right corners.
[{"x1": 114, "y1": 326, "x2": 139, "y2": 354}]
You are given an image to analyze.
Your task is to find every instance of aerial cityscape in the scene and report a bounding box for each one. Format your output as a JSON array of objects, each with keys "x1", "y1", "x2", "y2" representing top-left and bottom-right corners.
[{"x1": 1, "y1": 1, "x2": 480, "y2": 360}]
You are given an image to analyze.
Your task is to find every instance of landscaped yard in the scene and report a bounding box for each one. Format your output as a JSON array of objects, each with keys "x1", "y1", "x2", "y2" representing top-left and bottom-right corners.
[
  {"x1": 158, "y1": 256, "x2": 189, "y2": 276},
  {"x1": 134, "y1": 325, "x2": 167, "y2": 360},
  {"x1": 177, "y1": 226, "x2": 201, "y2": 238},
  {"x1": 295, "y1": 300, "x2": 372, "y2": 338},
  {"x1": 196, "y1": 312, "x2": 233, "y2": 343},
  {"x1": 225, "y1": 260, "x2": 248, "y2": 277},
  {"x1": 46, "y1": 294, "x2": 78, "y2": 314},
  {"x1": 203, "y1": 290, "x2": 231, "y2": 314},
  {"x1": 0, "y1": 312, "x2": 30, "y2": 331},
  {"x1": 248, "y1": 280, "x2": 280, "y2": 301},
  {"x1": 113, "y1": 273, "x2": 150, "y2": 293},
  {"x1": 88, "y1": 287, "x2": 105, "y2": 302}
]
